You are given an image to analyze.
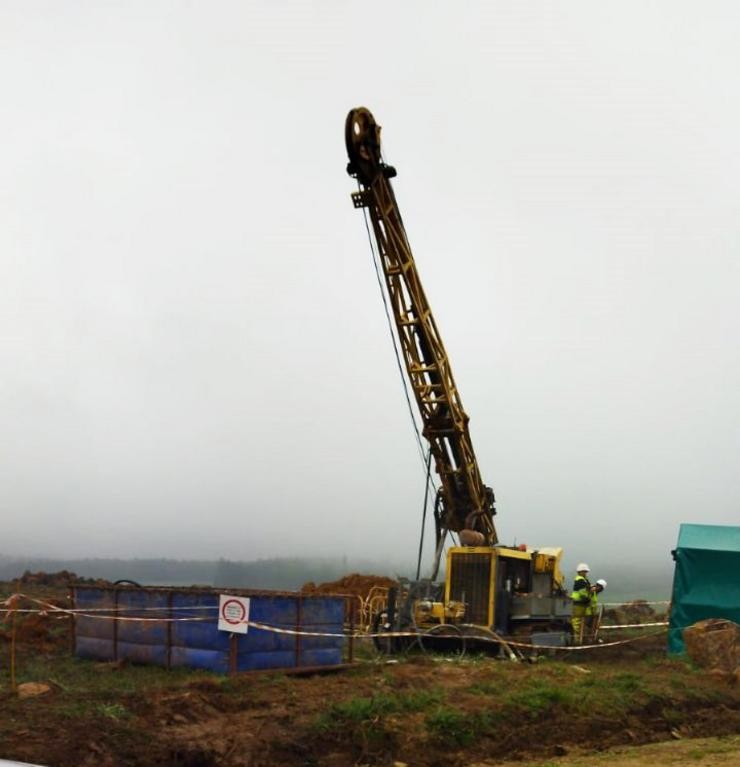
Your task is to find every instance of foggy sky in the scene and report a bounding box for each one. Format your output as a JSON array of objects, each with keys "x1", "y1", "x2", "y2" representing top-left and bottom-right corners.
[{"x1": 1, "y1": 2, "x2": 738, "y2": 574}]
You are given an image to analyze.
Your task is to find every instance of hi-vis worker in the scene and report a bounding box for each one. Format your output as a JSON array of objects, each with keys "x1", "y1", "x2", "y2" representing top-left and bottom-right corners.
[
  {"x1": 586, "y1": 579, "x2": 607, "y2": 641},
  {"x1": 570, "y1": 563, "x2": 592, "y2": 643}
]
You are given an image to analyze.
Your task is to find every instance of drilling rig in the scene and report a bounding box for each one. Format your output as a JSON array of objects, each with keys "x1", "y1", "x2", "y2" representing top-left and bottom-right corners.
[{"x1": 346, "y1": 107, "x2": 571, "y2": 646}]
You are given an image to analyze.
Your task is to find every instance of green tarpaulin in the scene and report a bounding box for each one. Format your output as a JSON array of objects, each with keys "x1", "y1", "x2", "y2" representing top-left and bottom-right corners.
[{"x1": 668, "y1": 523, "x2": 740, "y2": 654}]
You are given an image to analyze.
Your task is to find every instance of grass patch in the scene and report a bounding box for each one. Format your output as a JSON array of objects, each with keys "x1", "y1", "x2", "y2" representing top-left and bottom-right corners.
[
  {"x1": 504, "y1": 682, "x2": 572, "y2": 717},
  {"x1": 669, "y1": 675, "x2": 688, "y2": 691},
  {"x1": 424, "y1": 706, "x2": 490, "y2": 746},
  {"x1": 1, "y1": 654, "x2": 219, "y2": 696},
  {"x1": 662, "y1": 707, "x2": 686, "y2": 726},
  {"x1": 579, "y1": 671, "x2": 644, "y2": 694},
  {"x1": 308, "y1": 689, "x2": 445, "y2": 758},
  {"x1": 468, "y1": 679, "x2": 506, "y2": 696},
  {"x1": 687, "y1": 738, "x2": 740, "y2": 758},
  {"x1": 309, "y1": 686, "x2": 447, "y2": 758},
  {"x1": 52, "y1": 695, "x2": 134, "y2": 720},
  {"x1": 0, "y1": 653, "x2": 226, "y2": 728},
  {"x1": 97, "y1": 702, "x2": 132, "y2": 720},
  {"x1": 400, "y1": 688, "x2": 444, "y2": 711},
  {"x1": 491, "y1": 669, "x2": 653, "y2": 721},
  {"x1": 52, "y1": 698, "x2": 134, "y2": 722},
  {"x1": 609, "y1": 672, "x2": 644, "y2": 693},
  {"x1": 573, "y1": 670, "x2": 651, "y2": 714},
  {"x1": 318, "y1": 693, "x2": 397, "y2": 726},
  {"x1": 313, "y1": 687, "x2": 444, "y2": 733}
]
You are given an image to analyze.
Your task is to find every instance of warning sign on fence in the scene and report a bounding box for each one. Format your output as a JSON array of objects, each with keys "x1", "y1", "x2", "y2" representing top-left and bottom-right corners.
[{"x1": 218, "y1": 594, "x2": 250, "y2": 634}]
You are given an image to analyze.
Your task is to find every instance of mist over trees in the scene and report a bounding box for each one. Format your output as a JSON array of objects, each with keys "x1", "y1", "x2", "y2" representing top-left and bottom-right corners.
[
  {"x1": 0, "y1": 555, "x2": 415, "y2": 591},
  {"x1": 0, "y1": 553, "x2": 673, "y2": 601}
]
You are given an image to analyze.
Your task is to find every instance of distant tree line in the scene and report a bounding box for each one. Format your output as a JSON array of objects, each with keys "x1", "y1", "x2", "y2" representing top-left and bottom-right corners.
[
  {"x1": 0, "y1": 553, "x2": 672, "y2": 600},
  {"x1": 0, "y1": 555, "x2": 412, "y2": 591}
]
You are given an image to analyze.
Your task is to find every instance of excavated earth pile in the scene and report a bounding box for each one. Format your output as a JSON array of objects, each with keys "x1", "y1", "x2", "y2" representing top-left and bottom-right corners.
[
  {"x1": 301, "y1": 572, "x2": 397, "y2": 600},
  {"x1": 603, "y1": 600, "x2": 667, "y2": 625}
]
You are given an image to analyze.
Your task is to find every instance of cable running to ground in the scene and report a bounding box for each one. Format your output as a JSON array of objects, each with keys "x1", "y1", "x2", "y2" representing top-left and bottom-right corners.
[{"x1": 359, "y1": 187, "x2": 437, "y2": 500}]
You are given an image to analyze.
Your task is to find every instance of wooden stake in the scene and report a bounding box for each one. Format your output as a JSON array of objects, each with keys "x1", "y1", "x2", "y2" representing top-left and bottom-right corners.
[{"x1": 10, "y1": 607, "x2": 17, "y2": 692}]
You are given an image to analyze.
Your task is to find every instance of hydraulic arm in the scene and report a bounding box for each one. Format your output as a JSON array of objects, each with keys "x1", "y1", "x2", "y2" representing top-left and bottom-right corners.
[{"x1": 345, "y1": 107, "x2": 497, "y2": 563}]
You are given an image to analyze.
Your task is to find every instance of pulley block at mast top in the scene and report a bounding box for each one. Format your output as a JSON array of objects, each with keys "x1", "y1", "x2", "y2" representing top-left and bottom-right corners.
[{"x1": 345, "y1": 107, "x2": 396, "y2": 186}]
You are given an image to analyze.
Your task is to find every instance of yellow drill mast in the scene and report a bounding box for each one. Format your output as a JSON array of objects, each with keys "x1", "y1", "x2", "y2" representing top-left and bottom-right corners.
[{"x1": 346, "y1": 107, "x2": 497, "y2": 568}]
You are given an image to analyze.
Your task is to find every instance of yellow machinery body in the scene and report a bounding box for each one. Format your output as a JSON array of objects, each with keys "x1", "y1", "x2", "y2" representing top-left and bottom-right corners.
[{"x1": 413, "y1": 546, "x2": 571, "y2": 636}]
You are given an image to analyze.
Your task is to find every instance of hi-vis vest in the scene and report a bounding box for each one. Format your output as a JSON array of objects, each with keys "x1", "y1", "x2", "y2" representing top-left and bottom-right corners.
[
  {"x1": 587, "y1": 589, "x2": 601, "y2": 615},
  {"x1": 571, "y1": 575, "x2": 591, "y2": 605}
]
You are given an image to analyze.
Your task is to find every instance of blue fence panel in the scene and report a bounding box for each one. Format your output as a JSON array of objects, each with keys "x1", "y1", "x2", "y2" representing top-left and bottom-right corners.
[
  {"x1": 117, "y1": 640, "x2": 168, "y2": 666},
  {"x1": 236, "y1": 651, "x2": 297, "y2": 672},
  {"x1": 75, "y1": 588, "x2": 115, "y2": 641},
  {"x1": 301, "y1": 647, "x2": 343, "y2": 666},
  {"x1": 116, "y1": 589, "x2": 168, "y2": 648},
  {"x1": 171, "y1": 592, "x2": 225, "y2": 651},
  {"x1": 74, "y1": 588, "x2": 115, "y2": 660},
  {"x1": 74, "y1": 587, "x2": 346, "y2": 673},
  {"x1": 298, "y1": 597, "x2": 344, "y2": 666},
  {"x1": 171, "y1": 646, "x2": 229, "y2": 673},
  {"x1": 238, "y1": 596, "x2": 297, "y2": 657},
  {"x1": 76, "y1": 636, "x2": 115, "y2": 661}
]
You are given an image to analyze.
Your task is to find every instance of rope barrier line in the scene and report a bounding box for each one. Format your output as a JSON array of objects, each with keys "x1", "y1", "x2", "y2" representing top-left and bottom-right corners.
[
  {"x1": 601, "y1": 600, "x2": 670, "y2": 607},
  {"x1": 599, "y1": 621, "x2": 669, "y2": 630},
  {"x1": 5, "y1": 594, "x2": 671, "y2": 612},
  {"x1": 0, "y1": 609, "x2": 210, "y2": 623},
  {"x1": 237, "y1": 621, "x2": 669, "y2": 651},
  {"x1": 0, "y1": 603, "x2": 659, "y2": 638},
  {"x1": 2, "y1": 606, "x2": 218, "y2": 614},
  {"x1": 1, "y1": 594, "x2": 213, "y2": 623},
  {"x1": 1, "y1": 594, "x2": 668, "y2": 651},
  {"x1": 241, "y1": 620, "x2": 668, "y2": 651},
  {"x1": 469, "y1": 627, "x2": 668, "y2": 652}
]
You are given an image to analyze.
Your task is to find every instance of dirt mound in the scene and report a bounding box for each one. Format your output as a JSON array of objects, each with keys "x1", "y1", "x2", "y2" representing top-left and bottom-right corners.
[
  {"x1": 301, "y1": 573, "x2": 396, "y2": 600},
  {"x1": 14, "y1": 612, "x2": 55, "y2": 645},
  {"x1": 604, "y1": 600, "x2": 666, "y2": 625},
  {"x1": 17, "y1": 570, "x2": 112, "y2": 588},
  {"x1": 0, "y1": 595, "x2": 71, "y2": 652},
  {"x1": 18, "y1": 569, "x2": 78, "y2": 587}
]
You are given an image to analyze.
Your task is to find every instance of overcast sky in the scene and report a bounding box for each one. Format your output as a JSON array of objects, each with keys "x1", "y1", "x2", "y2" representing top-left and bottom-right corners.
[{"x1": 1, "y1": 2, "x2": 738, "y2": 574}]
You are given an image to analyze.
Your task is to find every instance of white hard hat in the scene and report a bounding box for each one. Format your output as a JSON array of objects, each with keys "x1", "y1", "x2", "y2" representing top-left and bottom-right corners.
[
  {"x1": 576, "y1": 563, "x2": 590, "y2": 573},
  {"x1": 596, "y1": 579, "x2": 607, "y2": 588}
]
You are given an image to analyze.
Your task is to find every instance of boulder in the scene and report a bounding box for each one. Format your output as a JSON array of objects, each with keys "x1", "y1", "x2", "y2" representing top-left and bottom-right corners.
[{"x1": 17, "y1": 681, "x2": 53, "y2": 699}]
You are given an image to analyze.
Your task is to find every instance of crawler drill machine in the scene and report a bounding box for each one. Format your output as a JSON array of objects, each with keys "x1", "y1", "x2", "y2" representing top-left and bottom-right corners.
[{"x1": 345, "y1": 107, "x2": 571, "y2": 647}]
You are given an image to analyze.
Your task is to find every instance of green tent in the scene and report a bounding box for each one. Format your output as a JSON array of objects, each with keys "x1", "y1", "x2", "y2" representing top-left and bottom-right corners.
[{"x1": 668, "y1": 523, "x2": 740, "y2": 654}]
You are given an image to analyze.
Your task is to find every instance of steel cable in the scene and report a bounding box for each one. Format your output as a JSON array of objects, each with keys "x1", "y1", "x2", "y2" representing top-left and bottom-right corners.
[{"x1": 359, "y1": 185, "x2": 437, "y2": 497}]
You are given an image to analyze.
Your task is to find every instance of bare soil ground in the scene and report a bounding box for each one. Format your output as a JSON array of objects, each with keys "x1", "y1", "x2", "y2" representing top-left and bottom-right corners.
[{"x1": 1, "y1": 579, "x2": 738, "y2": 767}]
